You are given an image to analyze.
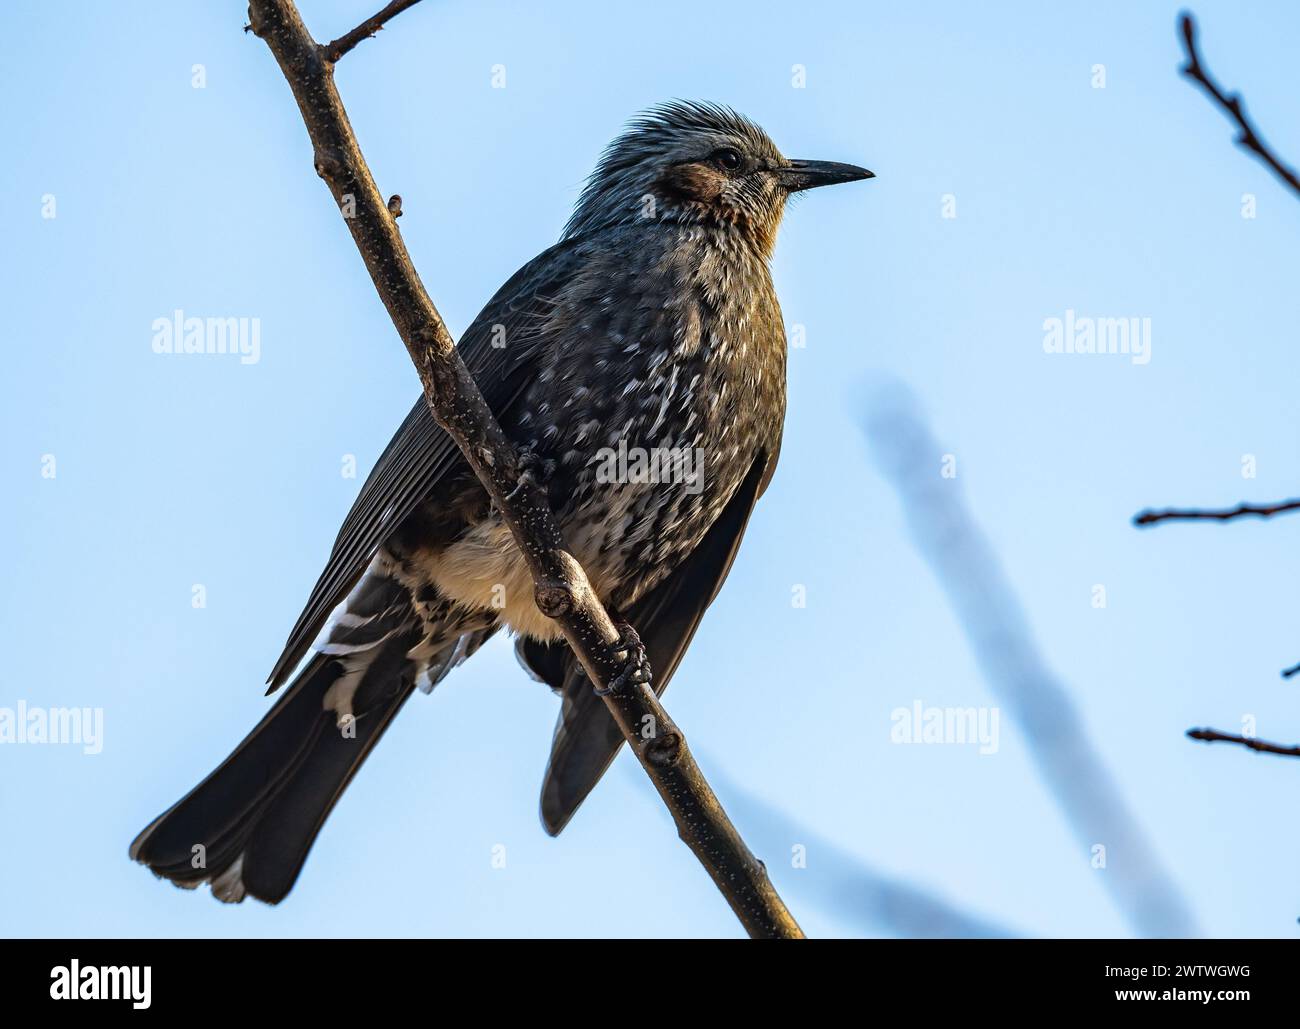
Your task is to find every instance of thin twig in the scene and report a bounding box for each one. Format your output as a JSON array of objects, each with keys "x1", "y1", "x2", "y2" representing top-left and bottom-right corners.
[
  {"x1": 1164, "y1": 15, "x2": 1300, "y2": 702},
  {"x1": 323, "y1": 0, "x2": 423, "y2": 62},
  {"x1": 244, "y1": 0, "x2": 802, "y2": 939},
  {"x1": 1133, "y1": 498, "x2": 1300, "y2": 527},
  {"x1": 1178, "y1": 12, "x2": 1300, "y2": 199},
  {"x1": 1188, "y1": 728, "x2": 1300, "y2": 758}
]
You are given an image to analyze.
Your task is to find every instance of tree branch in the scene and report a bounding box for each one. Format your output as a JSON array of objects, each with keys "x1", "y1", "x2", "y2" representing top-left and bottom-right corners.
[
  {"x1": 1178, "y1": 12, "x2": 1300, "y2": 200},
  {"x1": 244, "y1": 0, "x2": 802, "y2": 939},
  {"x1": 702, "y1": 763, "x2": 1023, "y2": 938},
  {"x1": 867, "y1": 387, "x2": 1196, "y2": 938},
  {"x1": 322, "y1": 0, "x2": 423, "y2": 62},
  {"x1": 1133, "y1": 497, "x2": 1300, "y2": 527},
  {"x1": 1188, "y1": 728, "x2": 1300, "y2": 758}
]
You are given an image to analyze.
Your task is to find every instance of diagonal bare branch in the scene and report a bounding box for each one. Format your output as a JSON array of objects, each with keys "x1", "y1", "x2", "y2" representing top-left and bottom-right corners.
[
  {"x1": 1178, "y1": 12, "x2": 1300, "y2": 200},
  {"x1": 243, "y1": 0, "x2": 802, "y2": 939}
]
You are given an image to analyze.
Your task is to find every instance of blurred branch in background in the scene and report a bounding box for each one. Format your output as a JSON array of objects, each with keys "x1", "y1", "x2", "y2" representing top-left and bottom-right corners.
[
  {"x1": 865, "y1": 385, "x2": 1197, "y2": 938},
  {"x1": 696, "y1": 765, "x2": 1020, "y2": 938},
  {"x1": 1178, "y1": 11, "x2": 1300, "y2": 200}
]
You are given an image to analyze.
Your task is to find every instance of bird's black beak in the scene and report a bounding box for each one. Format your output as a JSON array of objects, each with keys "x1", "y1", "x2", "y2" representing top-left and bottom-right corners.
[{"x1": 778, "y1": 159, "x2": 875, "y2": 192}]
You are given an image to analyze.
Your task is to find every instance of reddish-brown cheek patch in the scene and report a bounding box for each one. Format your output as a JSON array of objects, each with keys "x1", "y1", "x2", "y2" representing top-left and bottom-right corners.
[{"x1": 659, "y1": 161, "x2": 725, "y2": 203}]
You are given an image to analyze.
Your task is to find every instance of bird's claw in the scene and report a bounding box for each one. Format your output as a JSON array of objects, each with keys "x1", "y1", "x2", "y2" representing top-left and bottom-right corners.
[
  {"x1": 505, "y1": 447, "x2": 555, "y2": 502},
  {"x1": 594, "y1": 621, "x2": 652, "y2": 696}
]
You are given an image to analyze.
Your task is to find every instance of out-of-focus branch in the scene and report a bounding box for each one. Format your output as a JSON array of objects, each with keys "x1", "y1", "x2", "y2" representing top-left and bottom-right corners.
[
  {"x1": 695, "y1": 764, "x2": 1021, "y2": 938},
  {"x1": 866, "y1": 385, "x2": 1197, "y2": 938},
  {"x1": 1133, "y1": 498, "x2": 1300, "y2": 527},
  {"x1": 1188, "y1": 728, "x2": 1300, "y2": 758},
  {"x1": 245, "y1": 0, "x2": 802, "y2": 939},
  {"x1": 1178, "y1": 12, "x2": 1300, "y2": 200}
]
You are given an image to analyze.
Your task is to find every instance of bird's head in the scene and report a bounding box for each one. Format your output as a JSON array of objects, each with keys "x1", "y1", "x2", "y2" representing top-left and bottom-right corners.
[{"x1": 563, "y1": 101, "x2": 873, "y2": 255}]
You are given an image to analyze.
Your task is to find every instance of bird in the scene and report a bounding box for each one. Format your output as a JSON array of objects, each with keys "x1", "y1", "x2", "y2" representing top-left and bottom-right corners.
[{"x1": 130, "y1": 101, "x2": 872, "y2": 904}]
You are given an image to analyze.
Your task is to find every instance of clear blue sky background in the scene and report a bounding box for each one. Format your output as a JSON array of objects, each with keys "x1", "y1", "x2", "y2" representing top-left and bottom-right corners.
[{"x1": 4, "y1": 0, "x2": 1300, "y2": 938}]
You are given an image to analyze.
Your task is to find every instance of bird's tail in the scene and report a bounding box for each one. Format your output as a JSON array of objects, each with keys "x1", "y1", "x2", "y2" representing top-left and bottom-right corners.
[{"x1": 130, "y1": 569, "x2": 493, "y2": 904}]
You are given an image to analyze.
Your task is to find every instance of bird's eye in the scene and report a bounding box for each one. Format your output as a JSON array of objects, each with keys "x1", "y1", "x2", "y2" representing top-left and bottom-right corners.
[{"x1": 712, "y1": 148, "x2": 743, "y2": 172}]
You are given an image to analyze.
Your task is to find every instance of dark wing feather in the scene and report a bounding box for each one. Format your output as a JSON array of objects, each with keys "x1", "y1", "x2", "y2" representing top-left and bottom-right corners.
[
  {"x1": 523, "y1": 447, "x2": 778, "y2": 835},
  {"x1": 268, "y1": 239, "x2": 587, "y2": 690}
]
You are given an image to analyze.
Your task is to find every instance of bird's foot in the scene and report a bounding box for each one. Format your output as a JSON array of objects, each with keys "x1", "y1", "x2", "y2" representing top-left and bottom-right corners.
[
  {"x1": 504, "y1": 444, "x2": 556, "y2": 502},
  {"x1": 594, "y1": 619, "x2": 652, "y2": 696}
]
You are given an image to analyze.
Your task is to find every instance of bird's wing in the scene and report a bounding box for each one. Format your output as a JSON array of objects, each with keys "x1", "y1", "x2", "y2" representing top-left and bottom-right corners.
[
  {"x1": 522, "y1": 446, "x2": 779, "y2": 835},
  {"x1": 267, "y1": 239, "x2": 586, "y2": 691}
]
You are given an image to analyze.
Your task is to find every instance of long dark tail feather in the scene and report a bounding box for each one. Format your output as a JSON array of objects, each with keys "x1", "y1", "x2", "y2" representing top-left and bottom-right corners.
[
  {"x1": 129, "y1": 640, "x2": 420, "y2": 904},
  {"x1": 130, "y1": 567, "x2": 493, "y2": 905}
]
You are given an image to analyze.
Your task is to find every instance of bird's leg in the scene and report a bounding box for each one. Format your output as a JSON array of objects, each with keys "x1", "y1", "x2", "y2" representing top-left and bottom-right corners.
[
  {"x1": 594, "y1": 614, "x2": 652, "y2": 696},
  {"x1": 504, "y1": 441, "x2": 556, "y2": 502}
]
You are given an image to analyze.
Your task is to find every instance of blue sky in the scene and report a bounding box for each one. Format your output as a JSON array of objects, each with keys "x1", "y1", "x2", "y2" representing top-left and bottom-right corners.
[{"x1": 3, "y1": 0, "x2": 1300, "y2": 937}]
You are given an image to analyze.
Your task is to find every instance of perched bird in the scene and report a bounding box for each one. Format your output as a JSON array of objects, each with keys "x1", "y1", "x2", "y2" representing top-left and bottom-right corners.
[{"x1": 130, "y1": 102, "x2": 872, "y2": 903}]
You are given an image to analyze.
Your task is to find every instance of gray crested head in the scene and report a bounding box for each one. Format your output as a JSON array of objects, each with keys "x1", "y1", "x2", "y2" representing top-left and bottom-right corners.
[{"x1": 562, "y1": 101, "x2": 873, "y2": 256}]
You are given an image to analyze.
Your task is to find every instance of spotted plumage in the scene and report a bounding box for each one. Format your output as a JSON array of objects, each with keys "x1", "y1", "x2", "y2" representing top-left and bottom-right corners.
[{"x1": 131, "y1": 101, "x2": 872, "y2": 903}]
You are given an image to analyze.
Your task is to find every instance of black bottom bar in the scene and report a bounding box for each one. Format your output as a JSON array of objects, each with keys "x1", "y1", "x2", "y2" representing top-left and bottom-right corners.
[{"x1": 3, "y1": 938, "x2": 1290, "y2": 1013}]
